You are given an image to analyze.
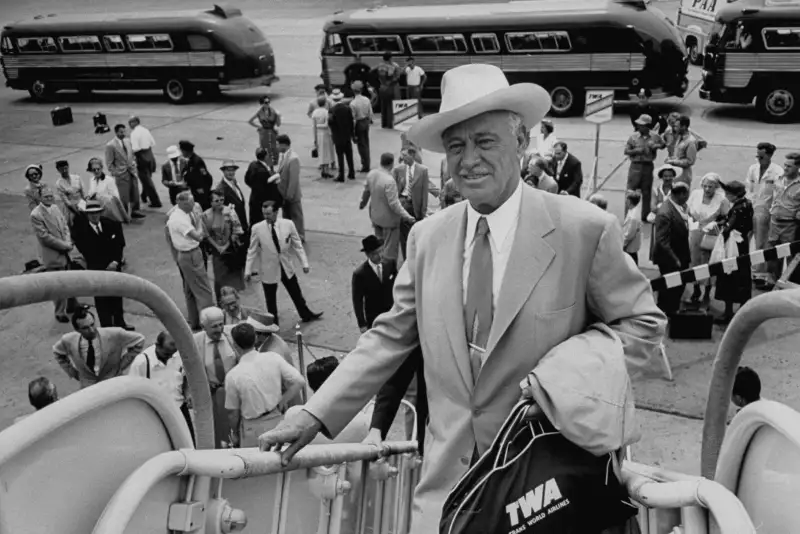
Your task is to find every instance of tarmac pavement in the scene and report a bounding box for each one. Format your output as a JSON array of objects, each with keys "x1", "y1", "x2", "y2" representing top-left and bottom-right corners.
[{"x1": 2, "y1": 0, "x2": 800, "y2": 477}]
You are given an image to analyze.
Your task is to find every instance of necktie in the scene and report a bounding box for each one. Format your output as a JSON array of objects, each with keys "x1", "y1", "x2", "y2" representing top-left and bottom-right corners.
[
  {"x1": 93, "y1": 223, "x2": 102, "y2": 234},
  {"x1": 270, "y1": 223, "x2": 281, "y2": 252},
  {"x1": 465, "y1": 217, "x2": 493, "y2": 384},
  {"x1": 406, "y1": 166, "x2": 412, "y2": 196},
  {"x1": 212, "y1": 340, "x2": 226, "y2": 385},
  {"x1": 377, "y1": 263, "x2": 382, "y2": 281},
  {"x1": 86, "y1": 339, "x2": 96, "y2": 373},
  {"x1": 121, "y1": 139, "x2": 128, "y2": 157}
]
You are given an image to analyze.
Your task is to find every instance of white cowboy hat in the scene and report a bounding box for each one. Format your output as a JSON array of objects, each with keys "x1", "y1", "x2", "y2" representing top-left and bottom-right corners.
[
  {"x1": 246, "y1": 313, "x2": 279, "y2": 334},
  {"x1": 166, "y1": 145, "x2": 181, "y2": 159},
  {"x1": 330, "y1": 89, "x2": 344, "y2": 101},
  {"x1": 408, "y1": 64, "x2": 551, "y2": 153}
]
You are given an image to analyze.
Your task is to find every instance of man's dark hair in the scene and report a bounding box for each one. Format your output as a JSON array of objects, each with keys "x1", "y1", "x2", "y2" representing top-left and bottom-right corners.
[
  {"x1": 733, "y1": 366, "x2": 761, "y2": 404},
  {"x1": 29, "y1": 377, "x2": 57, "y2": 410},
  {"x1": 306, "y1": 356, "x2": 339, "y2": 392},
  {"x1": 231, "y1": 323, "x2": 256, "y2": 351},
  {"x1": 211, "y1": 187, "x2": 226, "y2": 200},
  {"x1": 380, "y1": 152, "x2": 395, "y2": 167},
  {"x1": 114, "y1": 124, "x2": 126, "y2": 133},
  {"x1": 554, "y1": 141, "x2": 568, "y2": 151},
  {"x1": 786, "y1": 152, "x2": 800, "y2": 166},
  {"x1": 156, "y1": 331, "x2": 170, "y2": 347},
  {"x1": 626, "y1": 190, "x2": 642, "y2": 207},
  {"x1": 262, "y1": 199, "x2": 279, "y2": 211},
  {"x1": 757, "y1": 142, "x2": 777, "y2": 155},
  {"x1": 382, "y1": 52, "x2": 392, "y2": 61},
  {"x1": 276, "y1": 134, "x2": 291, "y2": 146},
  {"x1": 71, "y1": 305, "x2": 95, "y2": 330},
  {"x1": 255, "y1": 147, "x2": 268, "y2": 161},
  {"x1": 677, "y1": 115, "x2": 691, "y2": 128}
]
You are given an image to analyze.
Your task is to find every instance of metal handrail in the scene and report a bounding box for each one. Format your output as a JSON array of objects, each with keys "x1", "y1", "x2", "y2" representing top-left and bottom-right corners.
[
  {"x1": 0, "y1": 272, "x2": 214, "y2": 450},
  {"x1": 701, "y1": 289, "x2": 800, "y2": 479}
]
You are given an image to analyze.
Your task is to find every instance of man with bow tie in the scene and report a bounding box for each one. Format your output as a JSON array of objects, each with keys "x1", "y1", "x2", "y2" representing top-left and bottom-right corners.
[
  {"x1": 73, "y1": 200, "x2": 133, "y2": 330},
  {"x1": 351, "y1": 235, "x2": 397, "y2": 333}
]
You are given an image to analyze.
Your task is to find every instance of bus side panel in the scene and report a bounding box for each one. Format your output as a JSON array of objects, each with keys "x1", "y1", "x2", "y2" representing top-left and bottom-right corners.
[
  {"x1": 0, "y1": 52, "x2": 111, "y2": 92},
  {"x1": 105, "y1": 51, "x2": 222, "y2": 89}
]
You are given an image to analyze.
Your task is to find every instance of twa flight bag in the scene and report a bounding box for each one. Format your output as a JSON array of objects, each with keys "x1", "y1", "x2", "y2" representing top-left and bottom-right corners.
[{"x1": 440, "y1": 401, "x2": 636, "y2": 534}]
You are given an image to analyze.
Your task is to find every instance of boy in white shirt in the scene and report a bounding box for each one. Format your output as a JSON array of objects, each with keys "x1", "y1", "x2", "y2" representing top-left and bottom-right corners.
[{"x1": 622, "y1": 191, "x2": 643, "y2": 264}]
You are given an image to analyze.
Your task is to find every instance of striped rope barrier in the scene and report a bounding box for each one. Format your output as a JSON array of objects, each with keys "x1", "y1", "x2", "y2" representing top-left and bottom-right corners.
[{"x1": 649, "y1": 240, "x2": 800, "y2": 292}]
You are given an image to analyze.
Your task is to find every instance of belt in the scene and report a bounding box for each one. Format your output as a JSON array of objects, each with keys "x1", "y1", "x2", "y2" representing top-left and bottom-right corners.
[
  {"x1": 177, "y1": 247, "x2": 200, "y2": 253},
  {"x1": 247, "y1": 407, "x2": 279, "y2": 420}
]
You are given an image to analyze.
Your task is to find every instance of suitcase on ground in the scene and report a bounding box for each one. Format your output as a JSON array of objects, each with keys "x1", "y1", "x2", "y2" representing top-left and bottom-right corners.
[
  {"x1": 668, "y1": 310, "x2": 713, "y2": 340},
  {"x1": 51, "y1": 106, "x2": 73, "y2": 126}
]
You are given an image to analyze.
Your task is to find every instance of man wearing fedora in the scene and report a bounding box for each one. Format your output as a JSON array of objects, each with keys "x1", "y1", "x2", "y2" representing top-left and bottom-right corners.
[
  {"x1": 247, "y1": 311, "x2": 293, "y2": 366},
  {"x1": 72, "y1": 200, "x2": 133, "y2": 330},
  {"x1": 352, "y1": 235, "x2": 397, "y2": 333},
  {"x1": 260, "y1": 63, "x2": 665, "y2": 531},
  {"x1": 328, "y1": 88, "x2": 356, "y2": 182},
  {"x1": 161, "y1": 145, "x2": 188, "y2": 206},
  {"x1": 218, "y1": 159, "x2": 250, "y2": 237},
  {"x1": 625, "y1": 114, "x2": 666, "y2": 222},
  {"x1": 245, "y1": 147, "x2": 282, "y2": 227}
]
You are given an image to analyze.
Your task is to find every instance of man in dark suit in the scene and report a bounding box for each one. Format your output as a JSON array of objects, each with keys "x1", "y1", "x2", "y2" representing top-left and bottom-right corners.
[
  {"x1": 179, "y1": 140, "x2": 213, "y2": 210},
  {"x1": 218, "y1": 159, "x2": 249, "y2": 236},
  {"x1": 72, "y1": 200, "x2": 133, "y2": 329},
  {"x1": 328, "y1": 89, "x2": 356, "y2": 182},
  {"x1": 351, "y1": 235, "x2": 397, "y2": 333},
  {"x1": 552, "y1": 141, "x2": 583, "y2": 196},
  {"x1": 244, "y1": 148, "x2": 282, "y2": 227},
  {"x1": 652, "y1": 182, "x2": 692, "y2": 316}
]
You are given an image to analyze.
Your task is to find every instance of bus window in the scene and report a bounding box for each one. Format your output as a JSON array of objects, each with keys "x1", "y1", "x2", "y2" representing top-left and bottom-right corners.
[
  {"x1": 762, "y1": 27, "x2": 800, "y2": 49},
  {"x1": 408, "y1": 34, "x2": 467, "y2": 54},
  {"x1": 323, "y1": 33, "x2": 344, "y2": 55},
  {"x1": 58, "y1": 36, "x2": 103, "y2": 53},
  {"x1": 506, "y1": 31, "x2": 571, "y2": 52},
  {"x1": 346, "y1": 35, "x2": 403, "y2": 54},
  {"x1": 16, "y1": 37, "x2": 57, "y2": 54},
  {"x1": 187, "y1": 35, "x2": 213, "y2": 51},
  {"x1": 103, "y1": 35, "x2": 125, "y2": 52},
  {"x1": 471, "y1": 33, "x2": 500, "y2": 53},
  {"x1": 126, "y1": 34, "x2": 174, "y2": 51}
]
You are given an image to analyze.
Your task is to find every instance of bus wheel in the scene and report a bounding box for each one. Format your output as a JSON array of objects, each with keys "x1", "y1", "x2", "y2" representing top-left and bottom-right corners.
[
  {"x1": 163, "y1": 79, "x2": 194, "y2": 104},
  {"x1": 28, "y1": 80, "x2": 52, "y2": 101},
  {"x1": 757, "y1": 86, "x2": 797, "y2": 123},
  {"x1": 549, "y1": 86, "x2": 578, "y2": 117}
]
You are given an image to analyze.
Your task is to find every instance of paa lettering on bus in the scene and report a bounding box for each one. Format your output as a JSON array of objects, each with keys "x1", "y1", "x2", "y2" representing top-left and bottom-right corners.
[{"x1": 690, "y1": 0, "x2": 718, "y2": 13}]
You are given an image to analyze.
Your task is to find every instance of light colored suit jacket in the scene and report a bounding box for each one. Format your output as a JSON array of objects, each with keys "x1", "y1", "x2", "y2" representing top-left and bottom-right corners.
[
  {"x1": 277, "y1": 150, "x2": 301, "y2": 202},
  {"x1": 392, "y1": 163, "x2": 439, "y2": 220},
  {"x1": 245, "y1": 218, "x2": 309, "y2": 284},
  {"x1": 30, "y1": 203, "x2": 72, "y2": 269},
  {"x1": 304, "y1": 184, "x2": 666, "y2": 531},
  {"x1": 361, "y1": 168, "x2": 414, "y2": 229},
  {"x1": 105, "y1": 137, "x2": 137, "y2": 178},
  {"x1": 53, "y1": 328, "x2": 146, "y2": 389}
]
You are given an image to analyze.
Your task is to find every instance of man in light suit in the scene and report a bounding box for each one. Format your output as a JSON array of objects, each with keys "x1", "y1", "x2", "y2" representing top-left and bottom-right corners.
[
  {"x1": 161, "y1": 145, "x2": 188, "y2": 206},
  {"x1": 245, "y1": 200, "x2": 322, "y2": 326},
  {"x1": 393, "y1": 147, "x2": 440, "y2": 257},
  {"x1": 259, "y1": 64, "x2": 666, "y2": 532},
  {"x1": 105, "y1": 124, "x2": 145, "y2": 219},
  {"x1": 274, "y1": 135, "x2": 305, "y2": 242},
  {"x1": 360, "y1": 152, "x2": 416, "y2": 262},
  {"x1": 53, "y1": 306, "x2": 145, "y2": 389},
  {"x1": 30, "y1": 186, "x2": 79, "y2": 322}
]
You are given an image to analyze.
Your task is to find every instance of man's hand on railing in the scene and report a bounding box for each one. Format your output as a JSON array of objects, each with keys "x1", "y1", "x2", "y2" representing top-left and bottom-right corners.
[{"x1": 258, "y1": 409, "x2": 324, "y2": 466}]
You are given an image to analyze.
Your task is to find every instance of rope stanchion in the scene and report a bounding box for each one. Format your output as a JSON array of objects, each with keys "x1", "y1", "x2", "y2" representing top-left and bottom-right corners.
[{"x1": 649, "y1": 240, "x2": 800, "y2": 291}]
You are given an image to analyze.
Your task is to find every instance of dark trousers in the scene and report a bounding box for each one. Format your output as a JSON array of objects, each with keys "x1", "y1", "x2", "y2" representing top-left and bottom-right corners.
[
  {"x1": 95, "y1": 296, "x2": 125, "y2": 327},
  {"x1": 354, "y1": 118, "x2": 371, "y2": 170},
  {"x1": 135, "y1": 150, "x2": 162, "y2": 207},
  {"x1": 334, "y1": 141, "x2": 355, "y2": 180},
  {"x1": 180, "y1": 402, "x2": 196, "y2": 446},
  {"x1": 626, "y1": 251, "x2": 639, "y2": 265},
  {"x1": 626, "y1": 161, "x2": 654, "y2": 222},
  {"x1": 379, "y1": 86, "x2": 394, "y2": 128},
  {"x1": 262, "y1": 268, "x2": 313, "y2": 324},
  {"x1": 656, "y1": 264, "x2": 685, "y2": 316}
]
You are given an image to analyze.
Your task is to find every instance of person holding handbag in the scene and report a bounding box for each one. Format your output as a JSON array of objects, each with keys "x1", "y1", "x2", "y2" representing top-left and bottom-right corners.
[
  {"x1": 687, "y1": 173, "x2": 729, "y2": 304},
  {"x1": 202, "y1": 188, "x2": 246, "y2": 303},
  {"x1": 310, "y1": 95, "x2": 334, "y2": 178}
]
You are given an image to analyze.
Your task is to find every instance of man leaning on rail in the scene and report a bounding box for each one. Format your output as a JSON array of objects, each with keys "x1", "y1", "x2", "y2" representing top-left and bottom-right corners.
[{"x1": 258, "y1": 63, "x2": 666, "y2": 532}]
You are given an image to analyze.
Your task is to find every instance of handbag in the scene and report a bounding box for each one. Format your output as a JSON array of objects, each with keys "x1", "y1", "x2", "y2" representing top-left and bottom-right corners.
[
  {"x1": 440, "y1": 401, "x2": 637, "y2": 534},
  {"x1": 700, "y1": 231, "x2": 718, "y2": 251},
  {"x1": 311, "y1": 147, "x2": 319, "y2": 158}
]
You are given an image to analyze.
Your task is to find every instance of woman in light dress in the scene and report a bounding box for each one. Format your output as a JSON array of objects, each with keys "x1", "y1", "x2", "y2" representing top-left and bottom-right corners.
[
  {"x1": 54, "y1": 160, "x2": 86, "y2": 226},
  {"x1": 687, "y1": 173, "x2": 730, "y2": 304},
  {"x1": 85, "y1": 157, "x2": 130, "y2": 224},
  {"x1": 202, "y1": 189, "x2": 245, "y2": 302},
  {"x1": 311, "y1": 95, "x2": 335, "y2": 178}
]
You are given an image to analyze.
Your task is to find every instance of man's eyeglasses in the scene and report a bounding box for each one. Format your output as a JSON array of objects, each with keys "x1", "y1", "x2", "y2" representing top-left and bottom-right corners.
[{"x1": 90, "y1": 167, "x2": 103, "y2": 172}]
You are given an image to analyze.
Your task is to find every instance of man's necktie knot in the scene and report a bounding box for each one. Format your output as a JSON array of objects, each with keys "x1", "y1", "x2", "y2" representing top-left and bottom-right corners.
[{"x1": 476, "y1": 216, "x2": 490, "y2": 237}]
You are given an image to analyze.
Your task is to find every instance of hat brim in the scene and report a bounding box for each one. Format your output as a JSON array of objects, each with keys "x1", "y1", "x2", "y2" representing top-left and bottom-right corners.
[
  {"x1": 408, "y1": 83, "x2": 552, "y2": 153},
  {"x1": 84, "y1": 208, "x2": 104, "y2": 214},
  {"x1": 220, "y1": 165, "x2": 239, "y2": 170}
]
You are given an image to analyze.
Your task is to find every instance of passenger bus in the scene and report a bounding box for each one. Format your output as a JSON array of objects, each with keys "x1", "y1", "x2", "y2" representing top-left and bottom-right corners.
[
  {"x1": 0, "y1": 5, "x2": 278, "y2": 104},
  {"x1": 700, "y1": 0, "x2": 800, "y2": 122},
  {"x1": 676, "y1": 0, "x2": 730, "y2": 64},
  {"x1": 320, "y1": 0, "x2": 689, "y2": 117}
]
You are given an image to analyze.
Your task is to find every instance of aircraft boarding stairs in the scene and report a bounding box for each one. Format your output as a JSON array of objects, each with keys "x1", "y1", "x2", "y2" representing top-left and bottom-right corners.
[{"x1": 0, "y1": 272, "x2": 797, "y2": 534}]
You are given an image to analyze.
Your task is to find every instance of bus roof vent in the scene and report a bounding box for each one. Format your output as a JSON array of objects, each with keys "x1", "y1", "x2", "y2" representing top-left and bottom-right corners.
[
  {"x1": 765, "y1": 0, "x2": 800, "y2": 5},
  {"x1": 613, "y1": 0, "x2": 648, "y2": 7},
  {"x1": 208, "y1": 5, "x2": 242, "y2": 18}
]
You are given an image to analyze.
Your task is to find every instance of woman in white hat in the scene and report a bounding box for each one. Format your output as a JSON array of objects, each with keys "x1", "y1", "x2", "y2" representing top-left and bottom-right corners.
[{"x1": 24, "y1": 164, "x2": 46, "y2": 212}]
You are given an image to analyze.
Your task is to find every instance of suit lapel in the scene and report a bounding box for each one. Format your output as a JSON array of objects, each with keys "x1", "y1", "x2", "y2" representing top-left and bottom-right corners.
[
  {"x1": 485, "y1": 187, "x2": 556, "y2": 357},
  {"x1": 437, "y1": 204, "x2": 473, "y2": 392},
  {"x1": 97, "y1": 333, "x2": 116, "y2": 377}
]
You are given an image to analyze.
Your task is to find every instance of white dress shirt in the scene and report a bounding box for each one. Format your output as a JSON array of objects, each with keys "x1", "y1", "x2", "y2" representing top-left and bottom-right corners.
[
  {"x1": 745, "y1": 161, "x2": 784, "y2": 211},
  {"x1": 368, "y1": 259, "x2": 382, "y2": 279},
  {"x1": 202, "y1": 330, "x2": 238, "y2": 387},
  {"x1": 405, "y1": 65, "x2": 425, "y2": 86},
  {"x1": 462, "y1": 181, "x2": 523, "y2": 360},
  {"x1": 79, "y1": 336, "x2": 102, "y2": 375},
  {"x1": 556, "y1": 154, "x2": 567, "y2": 176},
  {"x1": 224, "y1": 350, "x2": 304, "y2": 420},
  {"x1": 130, "y1": 125, "x2": 156, "y2": 152},
  {"x1": 128, "y1": 345, "x2": 185, "y2": 408},
  {"x1": 403, "y1": 164, "x2": 414, "y2": 197},
  {"x1": 167, "y1": 209, "x2": 201, "y2": 252}
]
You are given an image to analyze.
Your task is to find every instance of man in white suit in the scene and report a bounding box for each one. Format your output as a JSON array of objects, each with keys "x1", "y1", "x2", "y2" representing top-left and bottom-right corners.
[
  {"x1": 245, "y1": 200, "x2": 322, "y2": 326},
  {"x1": 259, "y1": 64, "x2": 666, "y2": 531}
]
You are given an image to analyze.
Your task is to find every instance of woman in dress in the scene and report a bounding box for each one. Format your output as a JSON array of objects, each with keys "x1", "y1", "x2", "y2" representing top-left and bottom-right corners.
[
  {"x1": 24, "y1": 164, "x2": 45, "y2": 212},
  {"x1": 687, "y1": 173, "x2": 730, "y2": 304},
  {"x1": 248, "y1": 96, "x2": 281, "y2": 166},
  {"x1": 85, "y1": 157, "x2": 130, "y2": 224},
  {"x1": 714, "y1": 180, "x2": 754, "y2": 324},
  {"x1": 54, "y1": 160, "x2": 86, "y2": 226},
  {"x1": 311, "y1": 95, "x2": 335, "y2": 178},
  {"x1": 202, "y1": 188, "x2": 245, "y2": 302}
]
